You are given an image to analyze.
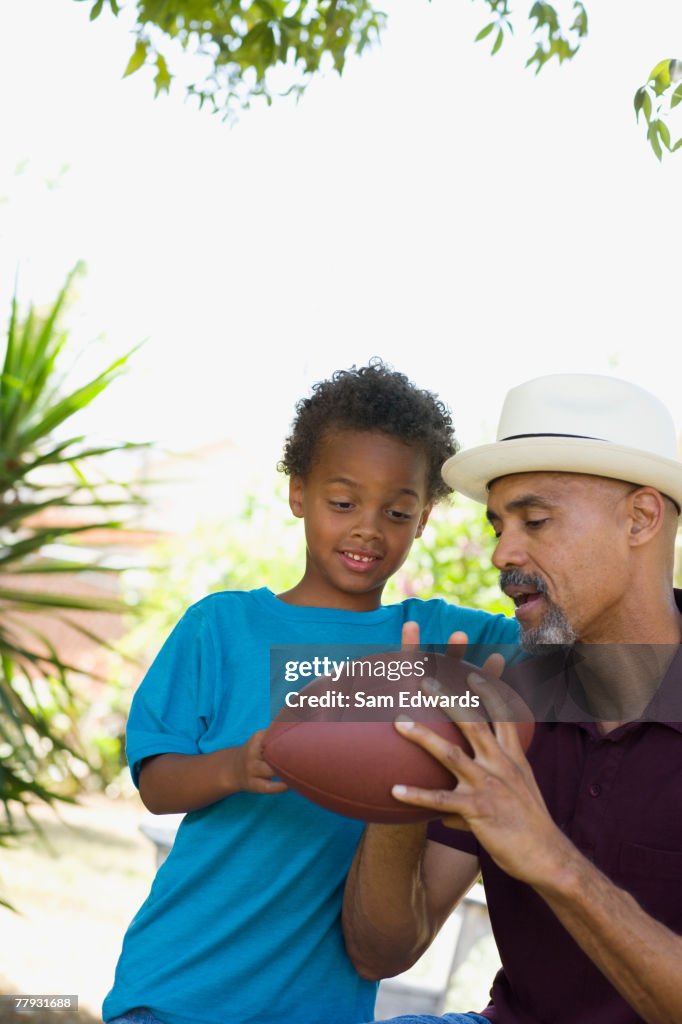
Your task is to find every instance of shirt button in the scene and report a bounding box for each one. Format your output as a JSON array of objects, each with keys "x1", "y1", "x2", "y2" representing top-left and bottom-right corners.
[{"x1": 588, "y1": 783, "x2": 601, "y2": 798}]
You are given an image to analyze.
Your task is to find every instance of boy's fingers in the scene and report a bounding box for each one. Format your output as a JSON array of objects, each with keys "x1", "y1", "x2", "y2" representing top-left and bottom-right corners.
[
  {"x1": 401, "y1": 621, "x2": 420, "y2": 649},
  {"x1": 444, "y1": 630, "x2": 468, "y2": 661},
  {"x1": 255, "y1": 757, "x2": 282, "y2": 778},
  {"x1": 253, "y1": 778, "x2": 289, "y2": 794}
]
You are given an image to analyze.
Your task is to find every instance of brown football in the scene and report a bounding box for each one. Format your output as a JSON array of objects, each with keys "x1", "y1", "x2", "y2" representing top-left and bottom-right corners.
[{"x1": 264, "y1": 651, "x2": 534, "y2": 823}]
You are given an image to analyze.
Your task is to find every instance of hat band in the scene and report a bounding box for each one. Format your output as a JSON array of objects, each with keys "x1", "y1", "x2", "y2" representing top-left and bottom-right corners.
[
  {"x1": 500, "y1": 432, "x2": 603, "y2": 442},
  {"x1": 496, "y1": 432, "x2": 681, "y2": 512}
]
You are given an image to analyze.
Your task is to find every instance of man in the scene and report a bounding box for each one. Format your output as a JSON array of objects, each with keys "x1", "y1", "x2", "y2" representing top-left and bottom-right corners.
[{"x1": 342, "y1": 373, "x2": 682, "y2": 1024}]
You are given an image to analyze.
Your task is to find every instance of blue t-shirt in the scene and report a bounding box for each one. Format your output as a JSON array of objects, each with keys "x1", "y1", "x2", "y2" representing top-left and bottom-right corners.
[{"x1": 103, "y1": 587, "x2": 519, "y2": 1024}]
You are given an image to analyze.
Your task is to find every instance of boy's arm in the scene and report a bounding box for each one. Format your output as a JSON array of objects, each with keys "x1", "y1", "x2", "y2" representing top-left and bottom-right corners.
[
  {"x1": 342, "y1": 822, "x2": 480, "y2": 980},
  {"x1": 138, "y1": 729, "x2": 287, "y2": 814}
]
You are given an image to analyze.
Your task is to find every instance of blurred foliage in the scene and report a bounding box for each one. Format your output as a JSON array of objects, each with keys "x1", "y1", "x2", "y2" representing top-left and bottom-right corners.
[
  {"x1": 83, "y1": 0, "x2": 385, "y2": 115},
  {"x1": 78, "y1": 0, "x2": 682, "y2": 158},
  {"x1": 634, "y1": 58, "x2": 682, "y2": 160},
  {"x1": 0, "y1": 265, "x2": 147, "y2": 909},
  {"x1": 384, "y1": 497, "x2": 511, "y2": 614}
]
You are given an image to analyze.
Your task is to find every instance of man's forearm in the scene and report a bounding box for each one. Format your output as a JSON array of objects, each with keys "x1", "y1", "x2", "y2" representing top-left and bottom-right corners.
[
  {"x1": 342, "y1": 823, "x2": 433, "y2": 980},
  {"x1": 537, "y1": 846, "x2": 682, "y2": 1024}
]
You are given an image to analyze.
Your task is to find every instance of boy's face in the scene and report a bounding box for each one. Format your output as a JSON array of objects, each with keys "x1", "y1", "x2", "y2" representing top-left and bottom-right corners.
[{"x1": 288, "y1": 429, "x2": 432, "y2": 611}]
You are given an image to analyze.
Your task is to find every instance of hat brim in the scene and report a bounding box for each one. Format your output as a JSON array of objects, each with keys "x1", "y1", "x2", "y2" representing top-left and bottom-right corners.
[{"x1": 442, "y1": 436, "x2": 682, "y2": 509}]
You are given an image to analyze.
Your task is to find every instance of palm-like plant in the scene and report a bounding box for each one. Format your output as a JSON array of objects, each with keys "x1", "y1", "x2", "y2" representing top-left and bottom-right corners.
[{"x1": 0, "y1": 266, "x2": 148, "y2": 908}]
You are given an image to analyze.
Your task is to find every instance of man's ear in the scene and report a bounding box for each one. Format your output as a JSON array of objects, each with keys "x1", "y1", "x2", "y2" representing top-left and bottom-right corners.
[
  {"x1": 415, "y1": 503, "x2": 433, "y2": 539},
  {"x1": 289, "y1": 475, "x2": 305, "y2": 519},
  {"x1": 627, "y1": 487, "x2": 665, "y2": 544}
]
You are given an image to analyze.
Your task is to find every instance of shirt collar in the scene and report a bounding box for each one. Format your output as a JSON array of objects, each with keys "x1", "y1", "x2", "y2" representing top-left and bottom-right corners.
[{"x1": 513, "y1": 591, "x2": 682, "y2": 735}]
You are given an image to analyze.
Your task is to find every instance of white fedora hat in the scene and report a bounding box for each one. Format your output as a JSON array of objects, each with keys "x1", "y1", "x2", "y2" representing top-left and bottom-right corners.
[{"x1": 442, "y1": 373, "x2": 682, "y2": 510}]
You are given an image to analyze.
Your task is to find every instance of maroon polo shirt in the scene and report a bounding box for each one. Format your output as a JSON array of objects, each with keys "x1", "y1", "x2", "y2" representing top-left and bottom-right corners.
[{"x1": 429, "y1": 625, "x2": 682, "y2": 1023}]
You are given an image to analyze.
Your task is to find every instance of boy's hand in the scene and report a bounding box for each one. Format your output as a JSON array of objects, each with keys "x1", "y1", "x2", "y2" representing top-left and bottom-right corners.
[
  {"x1": 400, "y1": 621, "x2": 506, "y2": 681},
  {"x1": 234, "y1": 729, "x2": 289, "y2": 794}
]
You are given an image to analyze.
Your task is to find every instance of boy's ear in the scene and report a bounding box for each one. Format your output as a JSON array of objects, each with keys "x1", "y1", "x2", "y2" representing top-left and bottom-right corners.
[
  {"x1": 289, "y1": 476, "x2": 305, "y2": 519},
  {"x1": 414, "y1": 503, "x2": 433, "y2": 539}
]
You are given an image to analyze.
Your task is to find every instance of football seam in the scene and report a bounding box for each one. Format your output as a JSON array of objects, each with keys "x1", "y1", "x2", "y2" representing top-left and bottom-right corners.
[{"x1": 269, "y1": 769, "x2": 431, "y2": 814}]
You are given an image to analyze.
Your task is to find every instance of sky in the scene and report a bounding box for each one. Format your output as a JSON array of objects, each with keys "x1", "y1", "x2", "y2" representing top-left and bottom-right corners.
[{"x1": 1, "y1": 0, "x2": 682, "y2": 517}]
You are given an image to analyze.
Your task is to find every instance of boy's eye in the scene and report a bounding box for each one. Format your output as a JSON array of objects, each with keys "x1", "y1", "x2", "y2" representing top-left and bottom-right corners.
[
  {"x1": 387, "y1": 509, "x2": 413, "y2": 521},
  {"x1": 330, "y1": 500, "x2": 353, "y2": 510}
]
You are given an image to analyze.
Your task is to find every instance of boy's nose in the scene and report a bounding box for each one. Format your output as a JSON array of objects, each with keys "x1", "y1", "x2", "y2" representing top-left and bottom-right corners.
[{"x1": 350, "y1": 510, "x2": 383, "y2": 541}]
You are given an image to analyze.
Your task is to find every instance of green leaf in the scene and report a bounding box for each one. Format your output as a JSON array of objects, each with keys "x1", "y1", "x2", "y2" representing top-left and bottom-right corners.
[
  {"x1": 0, "y1": 585, "x2": 128, "y2": 614},
  {"x1": 154, "y1": 53, "x2": 172, "y2": 96},
  {"x1": 90, "y1": 0, "x2": 104, "y2": 20},
  {"x1": 123, "y1": 40, "x2": 148, "y2": 79},
  {"x1": 657, "y1": 119, "x2": 672, "y2": 150},
  {"x1": 571, "y1": 2, "x2": 588, "y2": 38},
  {"x1": 17, "y1": 349, "x2": 133, "y2": 450},
  {"x1": 649, "y1": 59, "x2": 672, "y2": 97},
  {"x1": 647, "y1": 120, "x2": 664, "y2": 161},
  {"x1": 474, "y1": 22, "x2": 495, "y2": 42},
  {"x1": 643, "y1": 91, "x2": 652, "y2": 123},
  {"x1": 673, "y1": 138, "x2": 682, "y2": 152},
  {"x1": 671, "y1": 83, "x2": 682, "y2": 109},
  {"x1": 634, "y1": 87, "x2": 645, "y2": 117},
  {"x1": 491, "y1": 28, "x2": 504, "y2": 56},
  {"x1": 634, "y1": 87, "x2": 652, "y2": 123}
]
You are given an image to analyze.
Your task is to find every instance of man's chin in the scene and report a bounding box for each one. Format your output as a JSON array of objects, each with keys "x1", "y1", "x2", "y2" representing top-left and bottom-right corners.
[{"x1": 520, "y1": 608, "x2": 577, "y2": 655}]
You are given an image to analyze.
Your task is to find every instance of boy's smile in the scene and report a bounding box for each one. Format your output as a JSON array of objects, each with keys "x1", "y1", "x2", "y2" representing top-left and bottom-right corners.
[{"x1": 283, "y1": 429, "x2": 432, "y2": 612}]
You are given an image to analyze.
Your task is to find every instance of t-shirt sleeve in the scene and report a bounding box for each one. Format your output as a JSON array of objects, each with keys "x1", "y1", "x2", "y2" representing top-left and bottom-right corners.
[
  {"x1": 125, "y1": 605, "x2": 217, "y2": 787},
  {"x1": 427, "y1": 819, "x2": 480, "y2": 856}
]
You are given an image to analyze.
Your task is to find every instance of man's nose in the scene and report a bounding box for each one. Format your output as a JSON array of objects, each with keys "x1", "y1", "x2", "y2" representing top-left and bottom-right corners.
[{"x1": 491, "y1": 528, "x2": 526, "y2": 571}]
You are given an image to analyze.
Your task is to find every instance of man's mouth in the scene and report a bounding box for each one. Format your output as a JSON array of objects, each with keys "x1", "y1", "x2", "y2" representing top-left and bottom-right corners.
[
  {"x1": 500, "y1": 572, "x2": 548, "y2": 620},
  {"x1": 499, "y1": 570, "x2": 576, "y2": 649},
  {"x1": 505, "y1": 587, "x2": 543, "y2": 608},
  {"x1": 512, "y1": 592, "x2": 545, "y2": 619}
]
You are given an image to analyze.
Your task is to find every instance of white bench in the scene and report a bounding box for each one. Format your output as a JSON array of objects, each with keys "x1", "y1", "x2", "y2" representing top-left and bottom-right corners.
[{"x1": 139, "y1": 815, "x2": 492, "y2": 1017}]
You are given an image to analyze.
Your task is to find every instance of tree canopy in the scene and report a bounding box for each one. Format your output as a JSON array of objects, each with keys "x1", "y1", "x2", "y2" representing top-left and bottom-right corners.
[{"x1": 78, "y1": 0, "x2": 682, "y2": 159}]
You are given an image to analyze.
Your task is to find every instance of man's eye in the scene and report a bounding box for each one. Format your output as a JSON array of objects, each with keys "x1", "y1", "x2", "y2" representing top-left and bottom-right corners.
[{"x1": 526, "y1": 518, "x2": 548, "y2": 530}]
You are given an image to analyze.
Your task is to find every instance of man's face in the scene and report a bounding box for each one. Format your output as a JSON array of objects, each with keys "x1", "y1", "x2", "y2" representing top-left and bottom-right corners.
[{"x1": 486, "y1": 472, "x2": 634, "y2": 648}]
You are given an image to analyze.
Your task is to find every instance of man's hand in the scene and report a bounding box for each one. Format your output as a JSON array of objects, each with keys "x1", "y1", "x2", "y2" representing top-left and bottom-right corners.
[{"x1": 390, "y1": 677, "x2": 569, "y2": 888}]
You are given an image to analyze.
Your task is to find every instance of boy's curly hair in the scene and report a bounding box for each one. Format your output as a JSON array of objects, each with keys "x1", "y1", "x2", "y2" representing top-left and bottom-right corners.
[{"x1": 279, "y1": 358, "x2": 458, "y2": 502}]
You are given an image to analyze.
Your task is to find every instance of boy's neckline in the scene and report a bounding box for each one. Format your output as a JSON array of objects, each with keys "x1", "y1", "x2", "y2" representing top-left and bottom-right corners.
[{"x1": 254, "y1": 587, "x2": 398, "y2": 621}]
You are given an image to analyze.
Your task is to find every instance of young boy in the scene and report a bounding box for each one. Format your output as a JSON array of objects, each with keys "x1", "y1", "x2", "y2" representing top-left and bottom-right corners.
[{"x1": 102, "y1": 360, "x2": 519, "y2": 1024}]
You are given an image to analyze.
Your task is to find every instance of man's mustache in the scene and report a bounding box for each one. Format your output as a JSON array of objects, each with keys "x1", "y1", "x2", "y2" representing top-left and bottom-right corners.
[{"x1": 499, "y1": 568, "x2": 549, "y2": 597}]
